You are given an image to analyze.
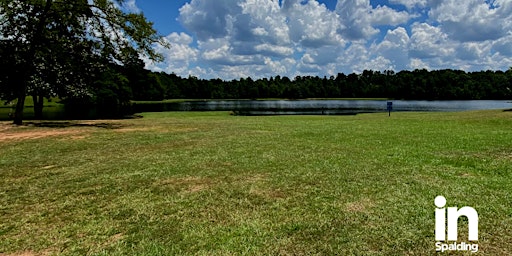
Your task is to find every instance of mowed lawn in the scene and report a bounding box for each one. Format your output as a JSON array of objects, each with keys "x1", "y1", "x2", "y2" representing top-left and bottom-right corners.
[{"x1": 1, "y1": 110, "x2": 511, "y2": 255}]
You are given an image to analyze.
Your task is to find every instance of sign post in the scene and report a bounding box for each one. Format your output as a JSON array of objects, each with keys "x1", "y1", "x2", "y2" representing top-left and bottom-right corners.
[{"x1": 387, "y1": 102, "x2": 393, "y2": 117}]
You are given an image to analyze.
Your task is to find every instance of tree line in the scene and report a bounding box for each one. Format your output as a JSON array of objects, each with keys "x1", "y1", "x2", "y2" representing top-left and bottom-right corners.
[{"x1": 122, "y1": 67, "x2": 512, "y2": 101}]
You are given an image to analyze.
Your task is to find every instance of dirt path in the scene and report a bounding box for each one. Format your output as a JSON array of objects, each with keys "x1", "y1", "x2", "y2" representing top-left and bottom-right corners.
[{"x1": 0, "y1": 121, "x2": 126, "y2": 142}]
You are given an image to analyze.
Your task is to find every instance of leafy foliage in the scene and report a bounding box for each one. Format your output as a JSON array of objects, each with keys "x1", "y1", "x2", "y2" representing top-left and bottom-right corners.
[
  {"x1": 133, "y1": 69, "x2": 512, "y2": 101},
  {"x1": 0, "y1": 0, "x2": 164, "y2": 123}
]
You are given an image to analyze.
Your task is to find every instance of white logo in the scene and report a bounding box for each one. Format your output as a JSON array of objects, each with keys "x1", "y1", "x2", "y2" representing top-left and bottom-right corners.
[{"x1": 434, "y1": 196, "x2": 479, "y2": 253}]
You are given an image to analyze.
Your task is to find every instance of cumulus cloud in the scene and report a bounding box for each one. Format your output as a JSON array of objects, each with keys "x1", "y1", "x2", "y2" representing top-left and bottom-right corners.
[
  {"x1": 285, "y1": 0, "x2": 344, "y2": 47},
  {"x1": 429, "y1": 0, "x2": 512, "y2": 42},
  {"x1": 492, "y1": 35, "x2": 512, "y2": 56},
  {"x1": 409, "y1": 58, "x2": 430, "y2": 70},
  {"x1": 409, "y1": 22, "x2": 454, "y2": 59},
  {"x1": 336, "y1": 0, "x2": 410, "y2": 40},
  {"x1": 456, "y1": 42, "x2": 490, "y2": 61},
  {"x1": 254, "y1": 44, "x2": 294, "y2": 56},
  {"x1": 139, "y1": 0, "x2": 512, "y2": 80},
  {"x1": 178, "y1": 0, "x2": 241, "y2": 40},
  {"x1": 372, "y1": 27, "x2": 410, "y2": 69},
  {"x1": 336, "y1": 0, "x2": 379, "y2": 40},
  {"x1": 200, "y1": 38, "x2": 263, "y2": 66},
  {"x1": 388, "y1": 0, "x2": 427, "y2": 10},
  {"x1": 370, "y1": 5, "x2": 410, "y2": 26},
  {"x1": 145, "y1": 32, "x2": 198, "y2": 76}
]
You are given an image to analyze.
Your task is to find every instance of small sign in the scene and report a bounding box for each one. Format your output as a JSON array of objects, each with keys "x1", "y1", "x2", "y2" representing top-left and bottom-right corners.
[{"x1": 387, "y1": 102, "x2": 393, "y2": 116}]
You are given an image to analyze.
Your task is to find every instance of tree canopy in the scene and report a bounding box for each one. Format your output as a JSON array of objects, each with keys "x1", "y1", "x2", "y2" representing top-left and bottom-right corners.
[
  {"x1": 123, "y1": 68, "x2": 512, "y2": 102},
  {"x1": 0, "y1": 0, "x2": 164, "y2": 124}
]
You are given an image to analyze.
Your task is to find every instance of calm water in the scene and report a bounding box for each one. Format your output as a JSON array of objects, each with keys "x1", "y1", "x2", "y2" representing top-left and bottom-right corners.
[
  {"x1": 1, "y1": 100, "x2": 511, "y2": 120},
  {"x1": 133, "y1": 100, "x2": 512, "y2": 116}
]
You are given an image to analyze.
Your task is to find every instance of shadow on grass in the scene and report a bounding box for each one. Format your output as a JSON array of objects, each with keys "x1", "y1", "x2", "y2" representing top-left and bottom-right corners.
[
  {"x1": 10, "y1": 114, "x2": 144, "y2": 129},
  {"x1": 22, "y1": 121, "x2": 126, "y2": 129}
]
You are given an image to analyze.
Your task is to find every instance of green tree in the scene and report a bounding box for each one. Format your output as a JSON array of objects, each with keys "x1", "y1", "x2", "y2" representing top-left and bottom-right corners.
[{"x1": 0, "y1": 0, "x2": 165, "y2": 124}]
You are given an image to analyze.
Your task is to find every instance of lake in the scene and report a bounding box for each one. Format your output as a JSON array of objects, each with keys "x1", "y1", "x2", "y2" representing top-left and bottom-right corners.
[
  {"x1": 132, "y1": 100, "x2": 512, "y2": 116},
  {"x1": 1, "y1": 100, "x2": 511, "y2": 120}
]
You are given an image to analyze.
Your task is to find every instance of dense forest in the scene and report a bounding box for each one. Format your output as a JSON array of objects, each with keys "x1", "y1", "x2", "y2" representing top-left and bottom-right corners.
[{"x1": 116, "y1": 63, "x2": 512, "y2": 102}]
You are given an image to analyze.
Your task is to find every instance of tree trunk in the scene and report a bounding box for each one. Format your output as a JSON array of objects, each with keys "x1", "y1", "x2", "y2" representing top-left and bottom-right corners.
[
  {"x1": 12, "y1": 0, "x2": 53, "y2": 125},
  {"x1": 33, "y1": 94, "x2": 44, "y2": 120},
  {"x1": 13, "y1": 84, "x2": 27, "y2": 125}
]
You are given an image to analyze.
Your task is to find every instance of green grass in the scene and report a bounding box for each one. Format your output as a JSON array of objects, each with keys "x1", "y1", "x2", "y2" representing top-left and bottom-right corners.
[
  {"x1": 1, "y1": 97, "x2": 62, "y2": 108},
  {"x1": 0, "y1": 97, "x2": 64, "y2": 121},
  {"x1": 0, "y1": 110, "x2": 511, "y2": 255}
]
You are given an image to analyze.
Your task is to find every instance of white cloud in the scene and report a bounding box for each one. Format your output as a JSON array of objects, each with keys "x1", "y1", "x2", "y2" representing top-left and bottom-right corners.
[
  {"x1": 142, "y1": 0, "x2": 512, "y2": 80},
  {"x1": 336, "y1": 0, "x2": 379, "y2": 40},
  {"x1": 429, "y1": 0, "x2": 512, "y2": 42},
  {"x1": 117, "y1": 0, "x2": 141, "y2": 13},
  {"x1": 389, "y1": 0, "x2": 427, "y2": 10},
  {"x1": 356, "y1": 55, "x2": 394, "y2": 72},
  {"x1": 456, "y1": 42, "x2": 491, "y2": 61},
  {"x1": 237, "y1": 0, "x2": 290, "y2": 45},
  {"x1": 178, "y1": 0, "x2": 241, "y2": 40},
  {"x1": 492, "y1": 35, "x2": 512, "y2": 56},
  {"x1": 285, "y1": 0, "x2": 344, "y2": 47},
  {"x1": 335, "y1": 43, "x2": 370, "y2": 73},
  {"x1": 409, "y1": 22, "x2": 455, "y2": 59},
  {"x1": 409, "y1": 58, "x2": 430, "y2": 70},
  {"x1": 336, "y1": 0, "x2": 411, "y2": 40},
  {"x1": 166, "y1": 32, "x2": 194, "y2": 45},
  {"x1": 372, "y1": 27, "x2": 410, "y2": 69},
  {"x1": 212, "y1": 57, "x2": 297, "y2": 80},
  {"x1": 126, "y1": 0, "x2": 140, "y2": 12},
  {"x1": 370, "y1": 5, "x2": 410, "y2": 26},
  {"x1": 263, "y1": 57, "x2": 296, "y2": 76},
  {"x1": 302, "y1": 45, "x2": 344, "y2": 66},
  {"x1": 252, "y1": 27, "x2": 269, "y2": 37},
  {"x1": 200, "y1": 38, "x2": 263, "y2": 66},
  {"x1": 145, "y1": 32, "x2": 199, "y2": 77},
  {"x1": 254, "y1": 44, "x2": 294, "y2": 56}
]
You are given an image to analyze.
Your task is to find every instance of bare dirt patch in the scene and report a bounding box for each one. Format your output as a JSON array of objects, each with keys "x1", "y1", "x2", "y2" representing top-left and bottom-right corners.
[
  {"x1": 0, "y1": 120, "x2": 129, "y2": 142},
  {"x1": 113, "y1": 127, "x2": 152, "y2": 133},
  {"x1": 113, "y1": 125, "x2": 200, "y2": 134},
  {"x1": 155, "y1": 176, "x2": 217, "y2": 193},
  {"x1": 236, "y1": 174, "x2": 287, "y2": 199},
  {"x1": 345, "y1": 198, "x2": 374, "y2": 213},
  {"x1": 0, "y1": 123, "x2": 12, "y2": 133},
  {"x1": 0, "y1": 249, "x2": 53, "y2": 256},
  {"x1": 497, "y1": 152, "x2": 512, "y2": 160},
  {"x1": 0, "y1": 129, "x2": 83, "y2": 142},
  {"x1": 239, "y1": 173, "x2": 268, "y2": 183},
  {"x1": 100, "y1": 233, "x2": 125, "y2": 247},
  {"x1": 250, "y1": 187, "x2": 286, "y2": 199},
  {"x1": 0, "y1": 252, "x2": 37, "y2": 256},
  {"x1": 459, "y1": 173, "x2": 474, "y2": 177}
]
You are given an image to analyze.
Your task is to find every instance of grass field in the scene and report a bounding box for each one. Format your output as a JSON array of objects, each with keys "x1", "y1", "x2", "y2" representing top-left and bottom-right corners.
[
  {"x1": 1, "y1": 110, "x2": 511, "y2": 255},
  {"x1": 0, "y1": 98, "x2": 64, "y2": 121}
]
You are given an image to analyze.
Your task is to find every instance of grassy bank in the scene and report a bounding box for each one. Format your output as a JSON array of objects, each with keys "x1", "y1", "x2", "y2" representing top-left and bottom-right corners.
[{"x1": 1, "y1": 110, "x2": 511, "y2": 255}]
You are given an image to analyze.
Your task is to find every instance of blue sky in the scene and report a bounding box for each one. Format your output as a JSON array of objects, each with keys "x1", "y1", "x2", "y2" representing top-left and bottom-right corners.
[{"x1": 127, "y1": 0, "x2": 512, "y2": 80}]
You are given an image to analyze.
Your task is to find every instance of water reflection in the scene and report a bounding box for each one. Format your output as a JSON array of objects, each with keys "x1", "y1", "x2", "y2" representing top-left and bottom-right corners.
[
  {"x1": 133, "y1": 100, "x2": 512, "y2": 116},
  {"x1": 2, "y1": 100, "x2": 510, "y2": 120}
]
